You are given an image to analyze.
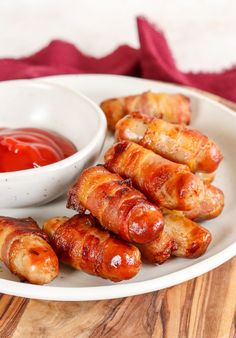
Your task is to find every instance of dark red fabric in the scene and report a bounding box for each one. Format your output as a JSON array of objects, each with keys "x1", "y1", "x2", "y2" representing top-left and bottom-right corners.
[
  {"x1": 0, "y1": 17, "x2": 235, "y2": 102},
  {"x1": 137, "y1": 17, "x2": 236, "y2": 102},
  {"x1": 0, "y1": 42, "x2": 140, "y2": 80}
]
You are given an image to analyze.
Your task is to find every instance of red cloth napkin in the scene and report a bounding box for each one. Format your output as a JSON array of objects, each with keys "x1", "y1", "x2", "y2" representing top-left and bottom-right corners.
[{"x1": 0, "y1": 17, "x2": 236, "y2": 102}]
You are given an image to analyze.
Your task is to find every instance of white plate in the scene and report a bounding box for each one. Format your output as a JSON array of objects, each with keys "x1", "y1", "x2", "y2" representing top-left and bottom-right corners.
[{"x1": 0, "y1": 74, "x2": 235, "y2": 301}]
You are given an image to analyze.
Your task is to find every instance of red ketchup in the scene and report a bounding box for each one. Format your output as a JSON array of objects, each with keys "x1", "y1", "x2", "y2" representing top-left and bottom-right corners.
[{"x1": 0, "y1": 128, "x2": 77, "y2": 172}]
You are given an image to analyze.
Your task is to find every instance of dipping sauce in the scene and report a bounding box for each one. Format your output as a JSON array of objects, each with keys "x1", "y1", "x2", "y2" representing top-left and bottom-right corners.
[{"x1": 0, "y1": 128, "x2": 77, "y2": 172}]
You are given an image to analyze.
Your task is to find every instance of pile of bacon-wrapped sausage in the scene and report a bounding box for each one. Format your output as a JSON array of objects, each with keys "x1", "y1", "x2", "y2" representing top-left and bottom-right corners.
[{"x1": 0, "y1": 91, "x2": 224, "y2": 285}]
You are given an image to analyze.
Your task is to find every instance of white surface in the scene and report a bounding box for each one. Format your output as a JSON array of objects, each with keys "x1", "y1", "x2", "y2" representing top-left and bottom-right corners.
[
  {"x1": 0, "y1": 74, "x2": 235, "y2": 301},
  {"x1": 0, "y1": 0, "x2": 235, "y2": 72},
  {"x1": 0, "y1": 79, "x2": 106, "y2": 208}
]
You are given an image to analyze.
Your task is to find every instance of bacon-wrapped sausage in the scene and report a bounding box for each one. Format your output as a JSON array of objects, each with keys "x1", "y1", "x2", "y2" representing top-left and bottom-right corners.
[
  {"x1": 100, "y1": 91, "x2": 191, "y2": 130},
  {"x1": 138, "y1": 231, "x2": 177, "y2": 264},
  {"x1": 0, "y1": 216, "x2": 58, "y2": 285},
  {"x1": 43, "y1": 214, "x2": 141, "y2": 282},
  {"x1": 67, "y1": 166, "x2": 164, "y2": 244},
  {"x1": 104, "y1": 141, "x2": 205, "y2": 211},
  {"x1": 165, "y1": 214, "x2": 212, "y2": 258},
  {"x1": 116, "y1": 113, "x2": 223, "y2": 173},
  {"x1": 162, "y1": 184, "x2": 224, "y2": 221},
  {"x1": 139, "y1": 215, "x2": 212, "y2": 263},
  {"x1": 184, "y1": 184, "x2": 224, "y2": 221}
]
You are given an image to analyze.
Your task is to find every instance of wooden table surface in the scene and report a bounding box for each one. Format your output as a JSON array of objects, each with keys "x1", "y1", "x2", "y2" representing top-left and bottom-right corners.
[{"x1": 0, "y1": 91, "x2": 235, "y2": 338}]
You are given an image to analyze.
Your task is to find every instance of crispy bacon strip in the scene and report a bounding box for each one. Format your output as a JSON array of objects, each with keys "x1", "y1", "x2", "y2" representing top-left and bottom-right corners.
[
  {"x1": 43, "y1": 214, "x2": 141, "y2": 282},
  {"x1": 0, "y1": 216, "x2": 58, "y2": 285},
  {"x1": 67, "y1": 166, "x2": 164, "y2": 244},
  {"x1": 162, "y1": 184, "x2": 224, "y2": 221},
  {"x1": 116, "y1": 113, "x2": 223, "y2": 173},
  {"x1": 104, "y1": 141, "x2": 205, "y2": 211},
  {"x1": 139, "y1": 215, "x2": 212, "y2": 263},
  {"x1": 100, "y1": 91, "x2": 191, "y2": 130}
]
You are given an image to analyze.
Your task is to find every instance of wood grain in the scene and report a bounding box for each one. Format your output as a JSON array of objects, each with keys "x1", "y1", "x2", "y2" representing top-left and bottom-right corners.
[
  {"x1": 0, "y1": 295, "x2": 29, "y2": 338},
  {"x1": 0, "y1": 90, "x2": 235, "y2": 338},
  {"x1": 10, "y1": 257, "x2": 236, "y2": 338}
]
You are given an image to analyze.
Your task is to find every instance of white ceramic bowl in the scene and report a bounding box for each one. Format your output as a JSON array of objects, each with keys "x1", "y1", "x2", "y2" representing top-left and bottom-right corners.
[{"x1": 0, "y1": 80, "x2": 106, "y2": 208}]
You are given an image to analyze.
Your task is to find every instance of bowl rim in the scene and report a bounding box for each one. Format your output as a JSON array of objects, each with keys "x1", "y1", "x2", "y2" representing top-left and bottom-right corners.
[{"x1": 0, "y1": 79, "x2": 107, "y2": 178}]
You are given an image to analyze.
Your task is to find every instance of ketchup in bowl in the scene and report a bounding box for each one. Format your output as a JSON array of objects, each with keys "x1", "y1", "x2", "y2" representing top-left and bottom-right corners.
[{"x1": 0, "y1": 128, "x2": 77, "y2": 172}]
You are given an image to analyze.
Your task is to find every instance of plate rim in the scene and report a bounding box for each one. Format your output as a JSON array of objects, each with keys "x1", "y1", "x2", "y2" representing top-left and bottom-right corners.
[
  {"x1": 0, "y1": 241, "x2": 235, "y2": 301},
  {"x1": 0, "y1": 74, "x2": 235, "y2": 301}
]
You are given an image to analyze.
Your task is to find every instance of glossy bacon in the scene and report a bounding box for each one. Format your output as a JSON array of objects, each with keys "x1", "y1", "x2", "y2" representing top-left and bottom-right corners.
[
  {"x1": 43, "y1": 214, "x2": 141, "y2": 282},
  {"x1": 104, "y1": 141, "x2": 205, "y2": 211},
  {"x1": 67, "y1": 166, "x2": 164, "y2": 244},
  {"x1": 0, "y1": 216, "x2": 58, "y2": 285},
  {"x1": 162, "y1": 184, "x2": 224, "y2": 221},
  {"x1": 100, "y1": 91, "x2": 191, "y2": 130},
  {"x1": 116, "y1": 113, "x2": 223, "y2": 173}
]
